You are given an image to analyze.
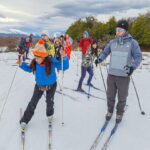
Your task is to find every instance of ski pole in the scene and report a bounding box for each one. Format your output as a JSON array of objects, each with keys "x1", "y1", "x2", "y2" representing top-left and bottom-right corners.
[
  {"x1": 98, "y1": 64, "x2": 107, "y2": 94},
  {"x1": 61, "y1": 56, "x2": 65, "y2": 126},
  {"x1": 93, "y1": 67, "x2": 97, "y2": 80},
  {"x1": 104, "y1": 60, "x2": 109, "y2": 74},
  {"x1": 76, "y1": 48, "x2": 80, "y2": 76},
  {"x1": 87, "y1": 84, "x2": 91, "y2": 99},
  {"x1": 92, "y1": 56, "x2": 96, "y2": 80},
  {"x1": 131, "y1": 76, "x2": 145, "y2": 115},
  {"x1": 56, "y1": 71, "x2": 62, "y2": 91},
  {"x1": 72, "y1": 52, "x2": 76, "y2": 63},
  {"x1": 0, "y1": 66, "x2": 18, "y2": 120}
]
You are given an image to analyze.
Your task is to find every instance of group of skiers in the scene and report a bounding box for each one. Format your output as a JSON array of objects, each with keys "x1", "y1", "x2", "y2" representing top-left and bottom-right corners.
[
  {"x1": 77, "y1": 20, "x2": 142, "y2": 123},
  {"x1": 17, "y1": 19, "x2": 142, "y2": 131},
  {"x1": 17, "y1": 33, "x2": 33, "y2": 62}
]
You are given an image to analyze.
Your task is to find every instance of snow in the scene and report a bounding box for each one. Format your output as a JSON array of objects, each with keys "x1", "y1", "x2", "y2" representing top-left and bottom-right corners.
[
  {"x1": 0, "y1": 47, "x2": 7, "y2": 52},
  {"x1": 0, "y1": 51, "x2": 150, "y2": 150}
]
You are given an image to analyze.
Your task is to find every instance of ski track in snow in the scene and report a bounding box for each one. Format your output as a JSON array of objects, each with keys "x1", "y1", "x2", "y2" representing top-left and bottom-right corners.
[{"x1": 0, "y1": 51, "x2": 150, "y2": 150}]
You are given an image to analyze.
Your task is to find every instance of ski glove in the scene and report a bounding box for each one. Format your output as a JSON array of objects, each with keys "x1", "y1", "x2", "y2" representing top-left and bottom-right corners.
[
  {"x1": 44, "y1": 43, "x2": 50, "y2": 50},
  {"x1": 124, "y1": 65, "x2": 134, "y2": 76},
  {"x1": 95, "y1": 58, "x2": 102, "y2": 67}
]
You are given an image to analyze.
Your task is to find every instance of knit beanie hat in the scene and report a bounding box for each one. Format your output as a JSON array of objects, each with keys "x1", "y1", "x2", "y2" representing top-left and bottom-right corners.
[
  {"x1": 92, "y1": 39, "x2": 97, "y2": 45},
  {"x1": 83, "y1": 31, "x2": 89, "y2": 38},
  {"x1": 116, "y1": 20, "x2": 128, "y2": 31},
  {"x1": 32, "y1": 40, "x2": 48, "y2": 57},
  {"x1": 41, "y1": 30, "x2": 49, "y2": 37},
  {"x1": 54, "y1": 38, "x2": 61, "y2": 45}
]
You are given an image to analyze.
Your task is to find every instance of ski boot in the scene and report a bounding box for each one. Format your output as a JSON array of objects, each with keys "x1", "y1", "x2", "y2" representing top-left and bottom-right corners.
[
  {"x1": 48, "y1": 116, "x2": 53, "y2": 123},
  {"x1": 87, "y1": 83, "x2": 94, "y2": 87},
  {"x1": 20, "y1": 122, "x2": 27, "y2": 132},
  {"x1": 116, "y1": 114, "x2": 123, "y2": 123},
  {"x1": 105, "y1": 111, "x2": 113, "y2": 121},
  {"x1": 76, "y1": 87, "x2": 85, "y2": 93}
]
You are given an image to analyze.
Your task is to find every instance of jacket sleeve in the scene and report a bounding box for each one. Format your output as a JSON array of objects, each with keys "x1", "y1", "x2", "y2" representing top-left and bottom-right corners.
[
  {"x1": 19, "y1": 62, "x2": 32, "y2": 73},
  {"x1": 78, "y1": 39, "x2": 83, "y2": 48},
  {"x1": 98, "y1": 41, "x2": 112, "y2": 62},
  {"x1": 131, "y1": 39, "x2": 142, "y2": 69},
  {"x1": 52, "y1": 56, "x2": 69, "y2": 71},
  {"x1": 89, "y1": 37, "x2": 93, "y2": 44}
]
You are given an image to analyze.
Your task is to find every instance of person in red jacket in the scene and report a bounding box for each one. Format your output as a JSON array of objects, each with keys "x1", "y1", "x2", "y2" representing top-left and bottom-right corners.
[
  {"x1": 78, "y1": 31, "x2": 92, "y2": 55},
  {"x1": 77, "y1": 31, "x2": 93, "y2": 92},
  {"x1": 64, "y1": 34, "x2": 73, "y2": 59}
]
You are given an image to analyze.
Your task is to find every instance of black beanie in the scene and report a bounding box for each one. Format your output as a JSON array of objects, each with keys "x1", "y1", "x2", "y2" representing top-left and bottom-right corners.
[
  {"x1": 117, "y1": 20, "x2": 128, "y2": 31},
  {"x1": 92, "y1": 39, "x2": 97, "y2": 45}
]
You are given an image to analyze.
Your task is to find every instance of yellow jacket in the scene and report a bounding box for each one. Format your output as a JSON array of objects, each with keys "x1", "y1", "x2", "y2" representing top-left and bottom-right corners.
[{"x1": 45, "y1": 40, "x2": 55, "y2": 57}]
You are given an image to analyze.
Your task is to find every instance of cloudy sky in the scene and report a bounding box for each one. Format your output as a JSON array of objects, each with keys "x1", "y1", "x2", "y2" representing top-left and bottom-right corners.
[{"x1": 0, "y1": 0, "x2": 149, "y2": 36}]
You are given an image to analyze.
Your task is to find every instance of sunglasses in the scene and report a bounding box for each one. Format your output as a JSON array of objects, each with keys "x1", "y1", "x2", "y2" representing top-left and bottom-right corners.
[
  {"x1": 116, "y1": 28, "x2": 126, "y2": 33},
  {"x1": 41, "y1": 34, "x2": 47, "y2": 37}
]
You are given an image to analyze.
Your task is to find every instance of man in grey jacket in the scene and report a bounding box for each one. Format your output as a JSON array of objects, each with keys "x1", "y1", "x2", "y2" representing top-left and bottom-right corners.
[{"x1": 95, "y1": 20, "x2": 142, "y2": 123}]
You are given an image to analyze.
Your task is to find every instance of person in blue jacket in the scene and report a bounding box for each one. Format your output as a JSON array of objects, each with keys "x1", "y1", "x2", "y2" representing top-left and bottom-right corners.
[{"x1": 18, "y1": 39, "x2": 69, "y2": 130}]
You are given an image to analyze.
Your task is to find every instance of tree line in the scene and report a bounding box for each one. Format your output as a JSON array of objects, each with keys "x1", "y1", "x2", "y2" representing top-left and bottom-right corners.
[{"x1": 66, "y1": 12, "x2": 150, "y2": 50}]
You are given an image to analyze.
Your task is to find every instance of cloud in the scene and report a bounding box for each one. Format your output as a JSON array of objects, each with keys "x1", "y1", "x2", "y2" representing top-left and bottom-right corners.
[
  {"x1": 54, "y1": 0, "x2": 150, "y2": 18},
  {"x1": 0, "y1": 0, "x2": 149, "y2": 35},
  {"x1": 0, "y1": 4, "x2": 34, "y2": 18},
  {"x1": 9, "y1": 28, "x2": 28, "y2": 34},
  {"x1": 0, "y1": 17, "x2": 19, "y2": 23}
]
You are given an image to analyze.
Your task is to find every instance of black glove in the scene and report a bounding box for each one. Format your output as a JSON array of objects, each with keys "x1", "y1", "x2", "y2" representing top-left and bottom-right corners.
[
  {"x1": 56, "y1": 51, "x2": 61, "y2": 60},
  {"x1": 95, "y1": 59, "x2": 100, "y2": 67},
  {"x1": 124, "y1": 65, "x2": 134, "y2": 76},
  {"x1": 44, "y1": 43, "x2": 50, "y2": 50},
  {"x1": 55, "y1": 46, "x2": 63, "y2": 61}
]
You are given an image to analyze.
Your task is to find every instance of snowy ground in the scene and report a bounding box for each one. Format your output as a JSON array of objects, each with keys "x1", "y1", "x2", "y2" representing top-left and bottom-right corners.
[
  {"x1": 0, "y1": 47, "x2": 7, "y2": 52},
  {"x1": 0, "y1": 51, "x2": 150, "y2": 150}
]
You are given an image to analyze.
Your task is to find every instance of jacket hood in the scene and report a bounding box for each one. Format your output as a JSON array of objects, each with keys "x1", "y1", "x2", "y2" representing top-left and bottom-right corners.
[{"x1": 116, "y1": 33, "x2": 132, "y2": 44}]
